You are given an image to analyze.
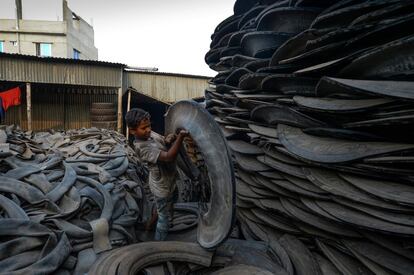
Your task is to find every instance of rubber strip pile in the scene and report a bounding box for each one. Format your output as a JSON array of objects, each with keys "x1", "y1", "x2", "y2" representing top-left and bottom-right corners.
[
  {"x1": 0, "y1": 124, "x2": 222, "y2": 274},
  {"x1": 204, "y1": 0, "x2": 414, "y2": 274},
  {"x1": 0, "y1": 126, "x2": 150, "y2": 274}
]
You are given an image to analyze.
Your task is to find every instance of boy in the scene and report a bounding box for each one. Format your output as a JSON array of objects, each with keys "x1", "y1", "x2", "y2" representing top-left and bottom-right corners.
[{"x1": 125, "y1": 108, "x2": 188, "y2": 241}]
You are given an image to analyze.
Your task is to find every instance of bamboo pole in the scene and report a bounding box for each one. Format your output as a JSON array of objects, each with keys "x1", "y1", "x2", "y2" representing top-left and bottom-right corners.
[
  {"x1": 117, "y1": 87, "x2": 123, "y2": 133},
  {"x1": 126, "y1": 90, "x2": 132, "y2": 139},
  {"x1": 26, "y1": 82, "x2": 32, "y2": 131}
]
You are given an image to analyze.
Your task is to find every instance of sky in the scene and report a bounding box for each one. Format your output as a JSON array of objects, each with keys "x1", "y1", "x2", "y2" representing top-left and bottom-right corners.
[
  {"x1": 68, "y1": 0, "x2": 236, "y2": 76},
  {"x1": 0, "y1": 0, "x2": 236, "y2": 76}
]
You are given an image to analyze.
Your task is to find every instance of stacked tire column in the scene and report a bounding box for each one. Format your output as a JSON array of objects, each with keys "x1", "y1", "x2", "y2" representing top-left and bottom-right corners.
[{"x1": 90, "y1": 102, "x2": 117, "y2": 130}]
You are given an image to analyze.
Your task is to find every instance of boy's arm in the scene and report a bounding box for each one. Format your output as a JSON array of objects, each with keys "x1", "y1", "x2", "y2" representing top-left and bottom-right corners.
[{"x1": 158, "y1": 130, "x2": 188, "y2": 162}]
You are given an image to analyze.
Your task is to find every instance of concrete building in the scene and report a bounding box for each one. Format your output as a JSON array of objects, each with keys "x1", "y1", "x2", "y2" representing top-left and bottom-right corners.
[{"x1": 0, "y1": 0, "x2": 98, "y2": 60}]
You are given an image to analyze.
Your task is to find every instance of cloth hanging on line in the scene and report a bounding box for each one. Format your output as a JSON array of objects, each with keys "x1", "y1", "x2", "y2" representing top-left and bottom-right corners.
[{"x1": 0, "y1": 86, "x2": 21, "y2": 111}]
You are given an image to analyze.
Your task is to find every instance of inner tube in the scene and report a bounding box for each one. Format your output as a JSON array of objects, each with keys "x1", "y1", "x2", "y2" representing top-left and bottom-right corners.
[{"x1": 165, "y1": 100, "x2": 236, "y2": 249}]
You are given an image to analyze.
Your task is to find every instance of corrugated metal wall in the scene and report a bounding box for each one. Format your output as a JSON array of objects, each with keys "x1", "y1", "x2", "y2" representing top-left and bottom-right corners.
[
  {"x1": 0, "y1": 57, "x2": 123, "y2": 87},
  {"x1": 127, "y1": 72, "x2": 209, "y2": 103},
  {"x1": 2, "y1": 83, "x2": 117, "y2": 131},
  {"x1": 0, "y1": 56, "x2": 209, "y2": 132}
]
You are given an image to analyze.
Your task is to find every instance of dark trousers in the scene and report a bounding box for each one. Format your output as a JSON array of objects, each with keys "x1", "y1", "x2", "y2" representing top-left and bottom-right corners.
[{"x1": 154, "y1": 190, "x2": 177, "y2": 241}]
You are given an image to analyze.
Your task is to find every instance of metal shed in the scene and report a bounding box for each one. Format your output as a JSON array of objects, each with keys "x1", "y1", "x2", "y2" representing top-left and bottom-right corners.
[
  {"x1": 0, "y1": 52, "x2": 125, "y2": 132},
  {"x1": 0, "y1": 53, "x2": 211, "y2": 133},
  {"x1": 125, "y1": 70, "x2": 210, "y2": 104}
]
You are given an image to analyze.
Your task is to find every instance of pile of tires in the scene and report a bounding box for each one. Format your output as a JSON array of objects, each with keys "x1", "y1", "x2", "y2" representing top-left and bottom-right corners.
[
  {"x1": 205, "y1": 0, "x2": 414, "y2": 274},
  {"x1": 90, "y1": 102, "x2": 117, "y2": 130}
]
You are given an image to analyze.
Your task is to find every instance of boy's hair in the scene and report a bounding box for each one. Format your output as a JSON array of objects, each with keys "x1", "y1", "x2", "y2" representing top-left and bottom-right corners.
[{"x1": 125, "y1": 108, "x2": 151, "y2": 128}]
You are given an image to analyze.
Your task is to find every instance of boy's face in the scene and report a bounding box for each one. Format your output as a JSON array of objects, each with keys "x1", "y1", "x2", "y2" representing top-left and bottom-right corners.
[{"x1": 132, "y1": 118, "x2": 152, "y2": 140}]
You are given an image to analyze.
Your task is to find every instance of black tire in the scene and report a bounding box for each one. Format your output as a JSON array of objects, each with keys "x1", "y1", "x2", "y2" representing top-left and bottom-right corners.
[
  {"x1": 90, "y1": 115, "x2": 117, "y2": 122},
  {"x1": 91, "y1": 102, "x2": 115, "y2": 109},
  {"x1": 165, "y1": 100, "x2": 236, "y2": 249},
  {"x1": 91, "y1": 121, "x2": 117, "y2": 130},
  {"x1": 90, "y1": 108, "x2": 117, "y2": 116},
  {"x1": 88, "y1": 241, "x2": 213, "y2": 275}
]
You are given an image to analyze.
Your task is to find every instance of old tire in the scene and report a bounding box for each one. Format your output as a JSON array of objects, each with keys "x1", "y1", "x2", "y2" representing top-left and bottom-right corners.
[
  {"x1": 90, "y1": 115, "x2": 117, "y2": 122},
  {"x1": 165, "y1": 100, "x2": 236, "y2": 249},
  {"x1": 91, "y1": 121, "x2": 117, "y2": 130},
  {"x1": 90, "y1": 108, "x2": 117, "y2": 116},
  {"x1": 91, "y1": 102, "x2": 115, "y2": 109},
  {"x1": 88, "y1": 241, "x2": 213, "y2": 275}
]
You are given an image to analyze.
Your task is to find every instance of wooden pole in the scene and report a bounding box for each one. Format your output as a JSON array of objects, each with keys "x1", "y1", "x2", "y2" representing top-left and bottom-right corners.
[
  {"x1": 26, "y1": 82, "x2": 32, "y2": 131},
  {"x1": 126, "y1": 89, "x2": 132, "y2": 139},
  {"x1": 117, "y1": 87, "x2": 123, "y2": 133}
]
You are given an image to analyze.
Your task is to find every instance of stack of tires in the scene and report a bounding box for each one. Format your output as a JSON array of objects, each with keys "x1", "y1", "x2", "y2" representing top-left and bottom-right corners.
[{"x1": 90, "y1": 102, "x2": 117, "y2": 130}]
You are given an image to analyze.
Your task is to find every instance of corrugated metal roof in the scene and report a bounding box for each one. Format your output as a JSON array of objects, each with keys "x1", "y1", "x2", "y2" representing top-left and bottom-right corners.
[
  {"x1": 0, "y1": 53, "x2": 124, "y2": 87},
  {"x1": 125, "y1": 68, "x2": 212, "y2": 80},
  {"x1": 0, "y1": 52, "x2": 126, "y2": 68},
  {"x1": 126, "y1": 72, "x2": 208, "y2": 103}
]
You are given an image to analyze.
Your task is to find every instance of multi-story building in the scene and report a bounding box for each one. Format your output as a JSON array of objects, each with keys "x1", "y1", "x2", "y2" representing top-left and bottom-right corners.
[{"x1": 0, "y1": 0, "x2": 98, "y2": 60}]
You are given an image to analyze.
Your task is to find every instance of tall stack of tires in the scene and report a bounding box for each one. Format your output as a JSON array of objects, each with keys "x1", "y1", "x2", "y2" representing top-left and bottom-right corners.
[
  {"x1": 204, "y1": 0, "x2": 414, "y2": 274},
  {"x1": 90, "y1": 102, "x2": 117, "y2": 130}
]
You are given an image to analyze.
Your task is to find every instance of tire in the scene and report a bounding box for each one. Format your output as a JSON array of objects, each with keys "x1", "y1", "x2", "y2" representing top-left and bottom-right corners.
[
  {"x1": 90, "y1": 115, "x2": 117, "y2": 122},
  {"x1": 91, "y1": 121, "x2": 117, "y2": 130},
  {"x1": 88, "y1": 241, "x2": 213, "y2": 275},
  {"x1": 165, "y1": 100, "x2": 236, "y2": 249},
  {"x1": 91, "y1": 102, "x2": 115, "y2": 109},
  {"x1": 90, "y1": 108, "x2": 117, "y2": 116}
]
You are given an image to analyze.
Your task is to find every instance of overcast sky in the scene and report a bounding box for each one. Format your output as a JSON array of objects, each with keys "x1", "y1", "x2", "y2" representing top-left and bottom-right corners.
[{"x1": 68, "y1": 0, "x2": 235, "y2": 76}]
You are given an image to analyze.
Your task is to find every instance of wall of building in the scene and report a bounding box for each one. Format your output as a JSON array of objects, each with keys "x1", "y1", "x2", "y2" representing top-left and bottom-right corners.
[
  {"x1": 0, "y1": 19, "x2": 67, "y2": 56},
  {"x1": 0, "y1": 19, "x2": 66, "y2": 33},
  {"x1": 0, "y1": 82, "x2": 118, "y2": 131},
  {"x1": 0, "y1": 0, "x2": 98, "y2": 60},
  {"x1": 0, "y1": 52, "x2": 124, "y2": 131},
  {"x1": 126, "y1": 72, "x2": 210, "y2": 103},
  {"x1": 63, "y1": 0, "x2": 98, "y2": 60}
]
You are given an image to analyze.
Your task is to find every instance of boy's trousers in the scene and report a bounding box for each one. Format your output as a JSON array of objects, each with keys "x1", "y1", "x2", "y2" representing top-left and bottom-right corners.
[{"x1": 154, "y1": 191, "x2": 177, "y2": 241}]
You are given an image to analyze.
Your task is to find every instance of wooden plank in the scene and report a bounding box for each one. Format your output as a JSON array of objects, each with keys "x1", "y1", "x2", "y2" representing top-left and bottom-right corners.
[
  {"x1": 117, "y1": 87, "x2": 123, "y2": 133},
  {"x1": 26, "y1": 82, "x2": 32, "y2": 131},
  {"x1": 126, "y1": 90, "x2": 132, "y2": 139}
]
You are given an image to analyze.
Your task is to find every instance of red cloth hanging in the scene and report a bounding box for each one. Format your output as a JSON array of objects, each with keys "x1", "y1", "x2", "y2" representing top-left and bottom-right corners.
[{"x1": 0, "y1": 87, "x2": 21, "y2": 111}]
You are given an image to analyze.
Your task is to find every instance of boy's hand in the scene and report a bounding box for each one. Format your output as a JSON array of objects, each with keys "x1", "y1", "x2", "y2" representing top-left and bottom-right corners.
[
  {"x1": 165, "y1": 133, "x2": 176, "y2": 145},
  {"x1": 178, "y1": 130, "x2": 189, "y2": 137}
]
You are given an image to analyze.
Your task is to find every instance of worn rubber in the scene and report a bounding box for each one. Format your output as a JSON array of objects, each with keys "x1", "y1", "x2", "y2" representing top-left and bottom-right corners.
[{"x1": 165, "y1": 100, "x2": 236, "y2": 249}]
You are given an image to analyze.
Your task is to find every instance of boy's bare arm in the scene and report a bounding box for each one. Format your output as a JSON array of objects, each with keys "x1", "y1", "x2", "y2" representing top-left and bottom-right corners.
[{"x1": 158, "y1": 130, "x2": 188, "y2": 162}]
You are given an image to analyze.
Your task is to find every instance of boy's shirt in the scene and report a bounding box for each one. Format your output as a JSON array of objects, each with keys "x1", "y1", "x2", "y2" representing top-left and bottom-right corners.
[{"x1": 134, "y1": 132, "x2": 177, "y2": 198}]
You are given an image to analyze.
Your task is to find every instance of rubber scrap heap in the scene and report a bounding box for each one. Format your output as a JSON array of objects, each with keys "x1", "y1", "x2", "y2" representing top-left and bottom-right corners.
[
  {"x1": 205, "y1": 0, "x2": 414, "y2": 274},
  {"x1": 0, "y1": 126, "x2": 149, "y2": 274}
]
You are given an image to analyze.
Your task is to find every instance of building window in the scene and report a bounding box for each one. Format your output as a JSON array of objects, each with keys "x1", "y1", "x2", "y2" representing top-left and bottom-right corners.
[
  {"x1": 73, "y1": 49, "x2": 80, "y2": 60},
  {"x1": 0, "y1": 41, "x2": 3, "y2": 53},
  {"x1": 10, "y1": 41, "x2": 17, "y2": 47},
  {"x1": 35, "y1": 43, "x2": 52, "y2": 57}
]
